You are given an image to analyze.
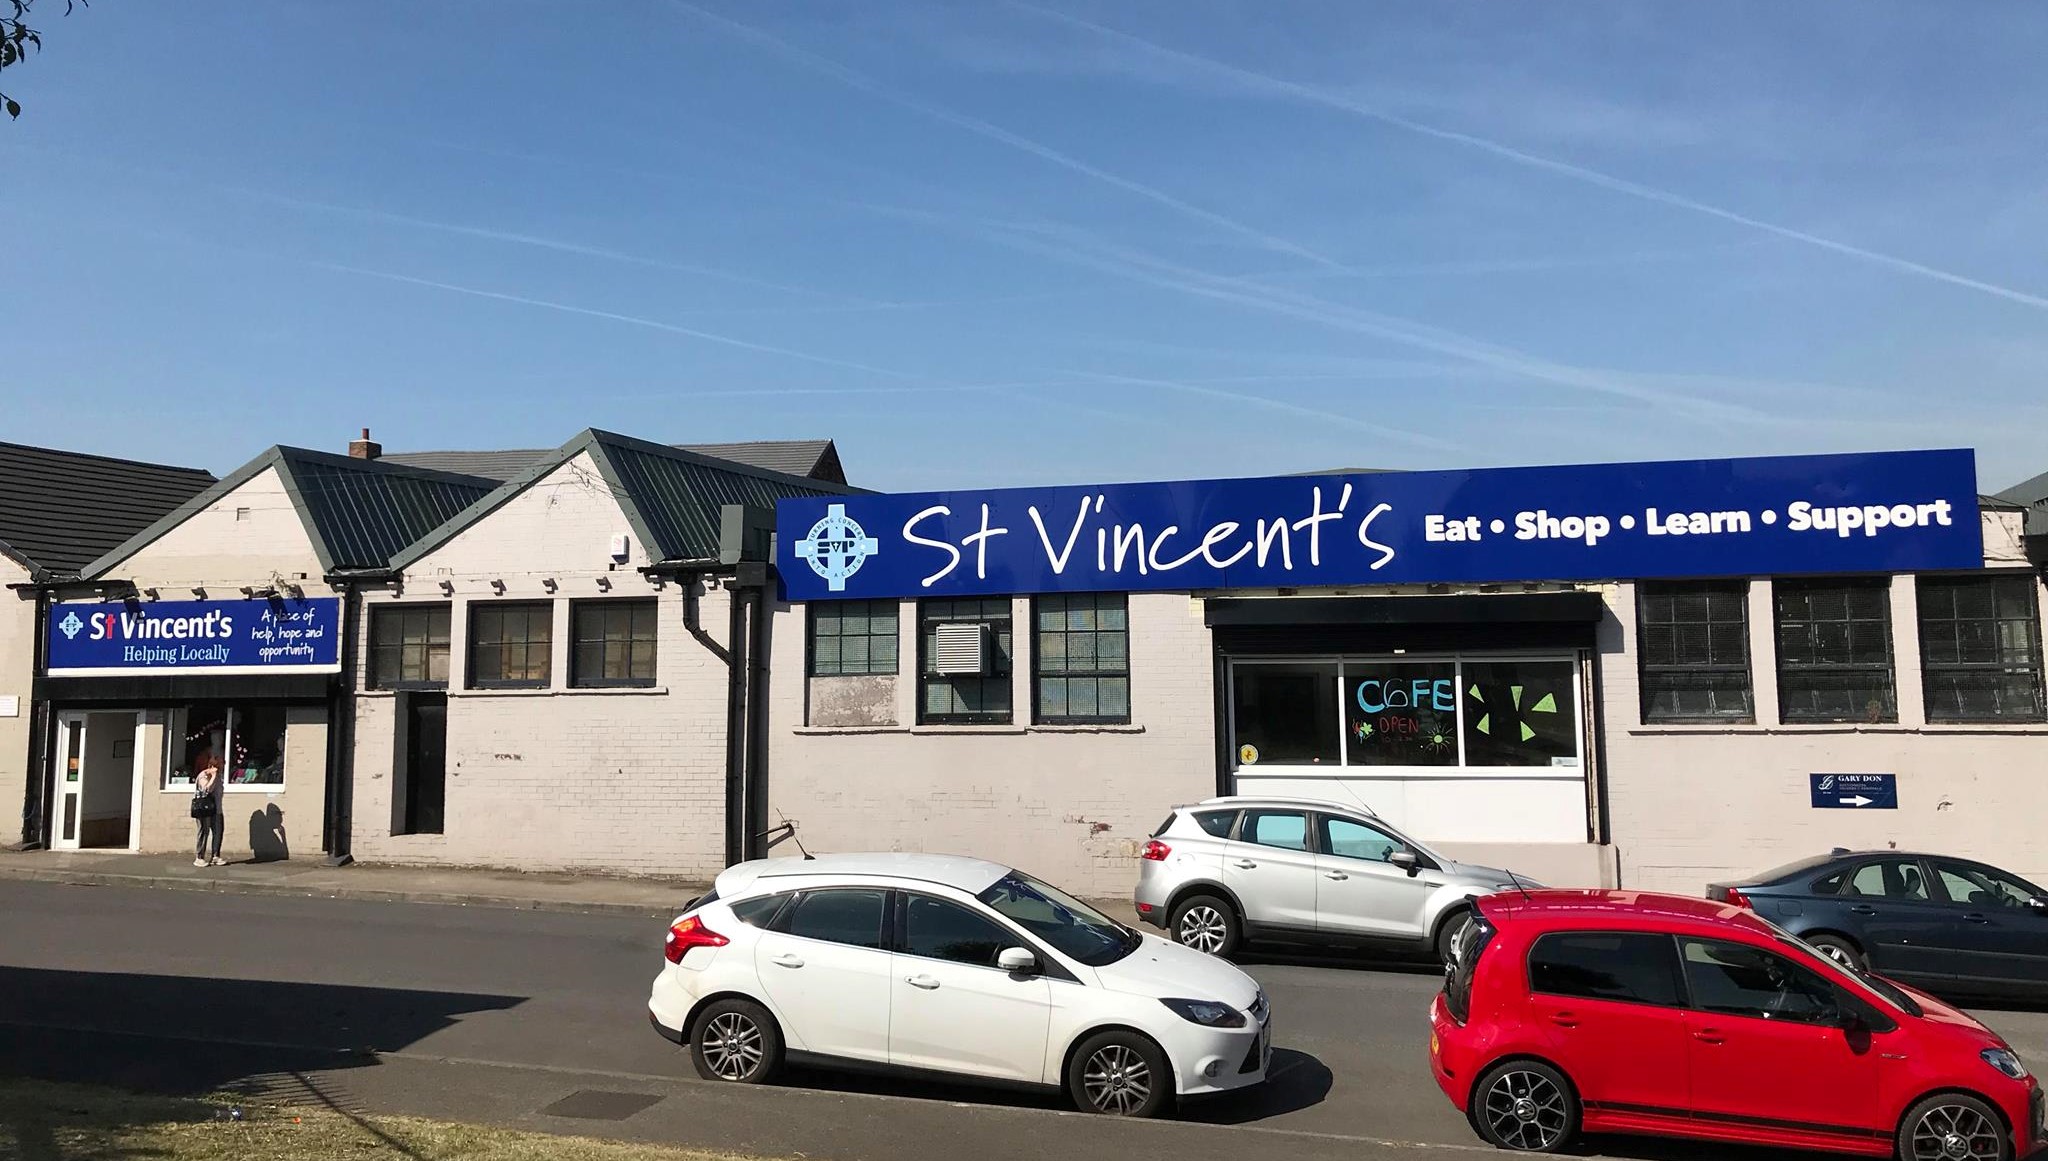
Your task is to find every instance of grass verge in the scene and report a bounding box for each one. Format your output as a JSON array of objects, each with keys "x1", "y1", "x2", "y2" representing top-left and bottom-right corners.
[{"x1": 0, "y1": 1076, "x2": 754, "y2": 1161}]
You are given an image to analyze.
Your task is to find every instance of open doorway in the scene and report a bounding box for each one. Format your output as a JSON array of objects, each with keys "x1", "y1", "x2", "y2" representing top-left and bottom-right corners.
[{"x1": 51, "y1": 711, "x2": 142, "y2": 851}]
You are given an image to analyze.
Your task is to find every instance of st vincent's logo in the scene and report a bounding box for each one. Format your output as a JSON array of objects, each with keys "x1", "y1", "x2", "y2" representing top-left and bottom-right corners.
[
  {"x1": 58, "y1": 611, "x2": 86, "y2": 640},
  {"x1": 795, "y1": 503, "x2": 879, "y2": 593}
]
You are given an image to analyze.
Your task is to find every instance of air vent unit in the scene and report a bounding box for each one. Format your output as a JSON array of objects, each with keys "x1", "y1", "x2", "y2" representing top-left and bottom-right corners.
[{"x1": 932, "y1": 623, "x2": 987, "y2": 675}]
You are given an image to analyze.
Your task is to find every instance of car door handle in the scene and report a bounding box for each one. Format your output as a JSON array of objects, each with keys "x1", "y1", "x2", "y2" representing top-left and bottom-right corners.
[
  {"x1": 1548, "y1": 1011, "x2": 1577, "y2": 1028},
  {"x1": 770, "y1": 954, "x2": 804, "y2": 968},
  {"x1": 1233, "y1": 860, "x2": 1259, "y2": 869},
  {"x1": 1848, "y1": 905, "x2": 1878, "y2": 916},
  {"x1": 1964, "y1": 913, "x2": 1992, "y2": 924},
  {"x1": 906, "y1": 975, "x2": 940, "y2": 990},
  {"x1": 1325, "y1": 872, "x2": 1349, "y2": 881},
  {"x1": 1692, "y1": 1030, "x2": 1725, "y2": 1045}
]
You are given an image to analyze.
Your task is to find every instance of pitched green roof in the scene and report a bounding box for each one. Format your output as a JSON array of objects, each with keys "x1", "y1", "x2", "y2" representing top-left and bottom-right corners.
[
  {"x1": 391, "y1": 428, "x2": 854, "y2": 571},
  {"x1": 81, "y1": 448, "x2": 498, "y2": 580}
]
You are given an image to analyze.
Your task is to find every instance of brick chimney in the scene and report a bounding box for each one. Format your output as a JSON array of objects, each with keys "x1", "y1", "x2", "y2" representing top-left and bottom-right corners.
[{"x1": 348, "y1": 427, "x2": 382, "y2": 460}]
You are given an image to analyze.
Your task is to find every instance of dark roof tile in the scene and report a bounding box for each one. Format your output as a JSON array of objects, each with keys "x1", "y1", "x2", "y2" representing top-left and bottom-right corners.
[{"x1": 0, "y1": 441, "x2": 217, "y2": 577}]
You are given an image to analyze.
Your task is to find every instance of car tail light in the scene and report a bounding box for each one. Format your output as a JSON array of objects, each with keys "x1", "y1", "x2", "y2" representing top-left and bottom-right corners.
[
  {"x1": 1723, "y1": 887, "x2": 1753, "y2": 910},
  {"x1": 1141, "y1": 840, "x2": 1171, "y2": 861},
  {"x1": 664, "y1": 915, "x2": 729, "y2": 963}
]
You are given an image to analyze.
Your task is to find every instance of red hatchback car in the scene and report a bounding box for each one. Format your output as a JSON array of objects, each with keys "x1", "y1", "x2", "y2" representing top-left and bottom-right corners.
[{"x1": 1430, "y1": 890, "x2": 2044, "y2": 1160}]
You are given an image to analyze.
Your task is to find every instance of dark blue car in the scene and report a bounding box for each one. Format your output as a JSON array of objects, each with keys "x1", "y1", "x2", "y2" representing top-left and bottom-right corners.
[{"x1": 1708, "y1": 850, "x2": 2048, "y2": 1000}]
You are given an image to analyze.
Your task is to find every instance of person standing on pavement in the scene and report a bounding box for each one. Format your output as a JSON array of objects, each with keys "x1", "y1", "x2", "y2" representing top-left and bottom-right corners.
[{"x1": 191, "y1": 756, "x2": 224, "y2": 867}]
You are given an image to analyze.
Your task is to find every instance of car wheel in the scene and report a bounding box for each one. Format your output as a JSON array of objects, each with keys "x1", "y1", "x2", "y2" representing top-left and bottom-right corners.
[
  {"x1": 1435, "y1": 908, "x2": 1475, "y2": 966},
  {"x1": 1169, "y1": 894, "x2": 1241, "y2": 957},
  {"x1": 688, "y1": 998, "x2": 783, "y2": 1085},
  {"x1": 1067, "y1": 1030, "x2": 1173, "y2": 1117},
  {"x1": 1468, "y1": 1060, "x2": 1579, "y2": 1153},
  {"x1": 1806, "y1": 933, "x2": 1867, "y2": 973},
  {"x1": 1897, "y1": 1092, "x2": 2012, "y2": 1161}
]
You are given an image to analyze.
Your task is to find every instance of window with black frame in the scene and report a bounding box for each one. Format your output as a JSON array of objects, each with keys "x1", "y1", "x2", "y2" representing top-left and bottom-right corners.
[
  {"x1": 1774, "y1": 578, "x2": 1896, "y2": 724},
  {"x1": 918, "y1": 598, "x2": 1013, "y2": 724},
  {"x1": 809, "y1": 599, "x2": 899, "y2": 677},
  {"x1": 1637, "y1": 581, "x2": 1752, "y2": 722},
  {"x1": 571, "y1": 599, "x2": 658, "y2": 688},
  {"x1": 469, "y1": 602, "x2": 553, "y2": 689},
  {"x1": 1033, "y1": 593, "x2": 1130, "y2": 724},
  {"x1": 1916, "y1": 575, "x2": 2045, "y2": 723},
  {"x1": 368, "y1": 604, "x2": 451, "y2": 689}
]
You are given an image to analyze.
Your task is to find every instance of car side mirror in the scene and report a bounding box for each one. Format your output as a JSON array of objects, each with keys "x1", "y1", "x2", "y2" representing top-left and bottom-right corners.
[
  {"x1": 1389, "y1": 851, "x2": 1420, "y2": 876},
  {"x1": 997, "y1": 947, "x2": 1038, "y2": 974}
]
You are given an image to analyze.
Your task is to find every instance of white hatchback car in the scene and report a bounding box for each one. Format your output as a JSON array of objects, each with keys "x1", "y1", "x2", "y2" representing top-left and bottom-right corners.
[{"x1": 648, "y1": 853, "x2": 1272, "y2": 1116}]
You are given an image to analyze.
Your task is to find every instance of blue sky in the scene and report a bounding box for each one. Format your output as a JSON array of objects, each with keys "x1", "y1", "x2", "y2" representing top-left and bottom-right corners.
[{"x1": 6, "y1": 1, "x2": 2046, "y2": 491}]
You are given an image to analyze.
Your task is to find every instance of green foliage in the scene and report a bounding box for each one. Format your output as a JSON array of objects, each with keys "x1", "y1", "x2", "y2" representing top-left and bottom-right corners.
[{"x1": 2, "y1": 0, "x2": 87, "y2": 121}]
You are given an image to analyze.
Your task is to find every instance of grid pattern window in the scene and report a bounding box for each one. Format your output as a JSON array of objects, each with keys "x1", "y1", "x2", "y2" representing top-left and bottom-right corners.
[
  {"x1": 809, "y1": 600, "x2": 899, "y2": 677},
  {"x1": 367, "y1": 605, "x2": 451, "y2": 690},
  {"x1": 1033, "y1": 593, "x2": 1131, "y2": 724},
  {"x1": 1637, "y1": 581, "x2": 1752, "y2": 722},
  {"x1": 1774, "y1": 579, "x2": 1896, "y2": 724},
  {"x1": 1916, "y1": 576, "x2": 2046, "y2": 722},
  {"x1": 571, "y1": 600, "x2": 658, "y2": 688},
  {"x1": 918, "y1": 598, "x2": 1013, "y2": 724},
  {"x1": 468, "y1": 602, "x2": 553, "y2": 689}
]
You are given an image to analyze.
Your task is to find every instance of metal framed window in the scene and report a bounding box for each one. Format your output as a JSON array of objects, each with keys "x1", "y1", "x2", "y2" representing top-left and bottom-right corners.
[
  {"x1": 1774, "y1": 578, "x2": 1896, "y2": 724},
  {"x1": 1033, "y1": 593, "x2": 1130, "y2": 724},
  {"x1": 468, "y1": 601, "x2": 553, "y2": 689},
  {"x1": 1636, "y1": 581, "x2": 1753, "y2": 722},
  {"x1": 917, "y1": 598, "x2": 1012, "y2": 724},
  {"x1": 1916, "y1": 575, "x2": 2045, "y2": 723},
  {"x1": 570, "y1": 599, "x2": 658, "y2": 688},
  {"x1": 809, "y1": 599, "x2": 899, "y2": 677},
  {"x1": 367, "y1": 604, "x2": 451, "y2": 690}
]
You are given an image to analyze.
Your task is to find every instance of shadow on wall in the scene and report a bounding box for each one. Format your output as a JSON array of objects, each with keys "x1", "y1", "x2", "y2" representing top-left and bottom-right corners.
[
  {"x1": 0, "y1": 964, "x2": 525, "y2": 1153},
  {"x1": 247, "y1": 804, "x2": 288, "y2": 863}
]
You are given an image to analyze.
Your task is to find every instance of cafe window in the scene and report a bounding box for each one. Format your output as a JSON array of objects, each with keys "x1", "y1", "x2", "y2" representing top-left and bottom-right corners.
[
  {"x1": 571, "y1": 599, "x2": 658, "y2": 688},
  {"x1": 809, "y1": 599, "x2": 899, "y2": 677},
  {"x1": 1637, "y1": 581, "x2": 1753, "y2": 722},
  {"x1": 1033, "y1": 593, "x2": 1130, "y2": 725},
  {"x1": 1775, "y1": 578, "x2": 1896, "y2": 724},
  {"x1": 164, "y1": 706, "x2": 287, "y2": 788},
  {"x1": 469, "y1": 602, "x2": 554, "y2": 689},
  {"x1": 1233, "y1": 654, "x2": 1582, "y2": 771},
  {"x1": 367, "y1": 604, "x2": 451, "y2": 690},
  {"x1": 918, "y1": 598, "x2": 1013, "y2": 724},
  {"x1": 1916, "y1": 575, "x2": 2046, "y2": 723}
]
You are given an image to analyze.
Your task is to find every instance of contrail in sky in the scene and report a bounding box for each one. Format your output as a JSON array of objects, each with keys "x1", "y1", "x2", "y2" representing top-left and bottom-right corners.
[
  {"x1": 1014, "y1": 2, "x2": 2048, "y2": 313},
  {"x1": 666, "y1": 0, "x2": 1341, "y2": 269}
]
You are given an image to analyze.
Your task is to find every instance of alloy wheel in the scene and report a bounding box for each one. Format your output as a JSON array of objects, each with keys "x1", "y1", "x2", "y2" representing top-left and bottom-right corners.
[
  {"x1": 1176, "y1": 906, "x2": 1227, "y2": 954},
  {"x1": 1819, "y1": 944, "x2": 1858, "y2": 969},
  {"x1": 1909, "y1": 1102, "x2": 2004, "y2": 1161},
  {"x1": 1481, "y1": 1069, "x2": 1570, "y2": 1151},
  {"x1": 1082, "y1": 1044, "x2": 1154, "y2": 1114},
  {"x1": 701, "y1": 1011, "x2": 764, "y2": 1081}
]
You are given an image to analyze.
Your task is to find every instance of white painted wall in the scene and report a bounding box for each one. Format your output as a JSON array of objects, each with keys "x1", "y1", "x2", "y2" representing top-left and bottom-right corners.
[
  {"x1": 92, "y1": 466, "x2": 324, "y2": 588},
  {"x1": 0, "y1": 555, "x2": 33, "y2": 846}
]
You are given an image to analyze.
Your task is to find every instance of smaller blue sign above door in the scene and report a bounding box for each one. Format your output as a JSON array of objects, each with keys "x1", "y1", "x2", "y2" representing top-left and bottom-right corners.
[
  {"x1": 1809, "y1": 772, "x2": 1897, "y2": 809},
  {"x1": 46, "y1": 597, "x2": 342, "y2": 676}
]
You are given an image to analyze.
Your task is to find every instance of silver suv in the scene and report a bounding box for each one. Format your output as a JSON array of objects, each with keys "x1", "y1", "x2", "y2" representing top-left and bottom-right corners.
[{"x1": 1133, "y1": 796, "x2": 1533, "y2": 963}]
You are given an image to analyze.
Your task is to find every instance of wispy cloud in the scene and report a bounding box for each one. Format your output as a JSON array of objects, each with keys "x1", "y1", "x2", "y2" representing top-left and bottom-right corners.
[
  {"x1": 666, "y1": 0, "x2": 1341, "y2": 269},
  {"x1": 1013, "y1": 2, "x2": 2048, "y2": 314},
  {"x1": 1074, "y1": 370, "x2": 1461, "y2": 454}
]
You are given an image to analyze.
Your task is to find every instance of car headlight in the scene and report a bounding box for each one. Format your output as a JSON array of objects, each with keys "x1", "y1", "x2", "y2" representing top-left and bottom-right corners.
[
  {"x1": 1983, "y1": 1048, "x2": 2029, "y2": 1080},
  {"x1": 1161, "y1": 998, "x2": 1247, "y2": 1028}
]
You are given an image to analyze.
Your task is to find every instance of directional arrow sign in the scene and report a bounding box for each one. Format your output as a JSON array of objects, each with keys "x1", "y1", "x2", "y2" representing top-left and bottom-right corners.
[{"x1": 1811, "y1": 773, "x2": 1897, "y2": 810}]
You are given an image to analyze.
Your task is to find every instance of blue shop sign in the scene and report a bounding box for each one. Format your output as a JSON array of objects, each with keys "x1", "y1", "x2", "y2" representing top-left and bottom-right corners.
[
  {"x1": 47, "y1": 597, "x2": 342, "y2": 676},
  {"x1": 777, "y1": 449, "x2": 1982, "y2": 601},
  {"x1": 1810, "y1": 773, "x2": 1898, "y2": 810}
]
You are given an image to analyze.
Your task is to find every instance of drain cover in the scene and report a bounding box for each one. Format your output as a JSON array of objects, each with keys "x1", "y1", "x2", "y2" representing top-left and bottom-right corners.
[{"x1": 539, "y1": 1090, "x2": 665, "y2": 1121}]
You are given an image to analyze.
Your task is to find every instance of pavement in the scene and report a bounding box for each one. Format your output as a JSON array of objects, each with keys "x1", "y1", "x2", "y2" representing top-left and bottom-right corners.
[
  {"x1": 0, "y1": 848, "x2": 702, "y2": 917},
  {"x1": 7, "y1": 880, "x2": 2048, "y2": 1160}
]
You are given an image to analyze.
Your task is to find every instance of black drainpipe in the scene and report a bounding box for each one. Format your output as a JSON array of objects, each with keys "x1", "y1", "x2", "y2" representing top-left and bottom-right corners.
[
  {"x1": 322, "y1": 581, "x2": 362, "y2": 866},
  {"x1": 722, "y1": 579, "x2": 751, "y2": 868},
  {"x1": 19, "y1": 583, "x2": 51, "y2": 849},
  {"x1": 739, "y1": 561, "x2": 773, "y2": 862}
]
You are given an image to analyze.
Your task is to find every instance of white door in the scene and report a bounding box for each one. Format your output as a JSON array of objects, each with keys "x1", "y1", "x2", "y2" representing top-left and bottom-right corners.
[
  {"x1": 50, "y1": 713, "x2": 88, "y2": 851},
  {"x1": 1222, "y1": 809, "x2": 1319, "y2": 930},
  {"x1": 1312, "y1": 813, "x2": 1436, "y2": 940},
  {"x1": 750, "y1": 887, "x2": 893, "y2": 1063},
  {"x1": 889, "y1": 893, "x2": 1054, "y2": 1082}
]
